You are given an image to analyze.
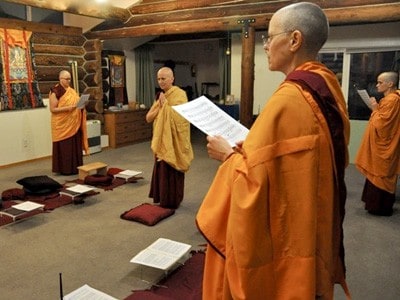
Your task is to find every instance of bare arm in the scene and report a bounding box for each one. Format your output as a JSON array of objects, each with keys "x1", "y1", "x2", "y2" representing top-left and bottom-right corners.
[
  {"x1": 206, "y1": 135, "x2": 235, "y2": 162},
  {"x1": 49, "y1": 92, "x2": 75, "y2": 113}
]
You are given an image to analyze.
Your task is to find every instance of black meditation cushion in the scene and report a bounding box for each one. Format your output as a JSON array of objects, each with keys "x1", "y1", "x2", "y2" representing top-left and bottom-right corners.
[
  {"x1": 120, "y1": 203, "x2": 175, "y2": 226},
  {"x1": 16, "y1": 175, "x2": 63, "y2": 194},
  {"x1": 84, "y1": 174, "x2": 114, "y2": 186}
]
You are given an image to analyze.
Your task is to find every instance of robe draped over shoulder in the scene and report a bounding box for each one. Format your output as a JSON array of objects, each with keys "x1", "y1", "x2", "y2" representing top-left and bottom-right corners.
[
  {"x1": 150, "y1": 86, "x2": 194, "y2": 172},
  {"x1": 50, "y1": 85, "x2": 89, "y2": 154},
  {"x1": 196, "y1": 61, "x2": 350, "y2": 299}
]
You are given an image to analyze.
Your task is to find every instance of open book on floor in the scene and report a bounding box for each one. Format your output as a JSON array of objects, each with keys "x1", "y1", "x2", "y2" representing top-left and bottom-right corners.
[
  {"x1": 0, "y1": 201, "x2": 45, "y2": 221},
  {"x1": 59, "y1": 184, "x2": 96, "y2": 199},
  {"x1": 63, "y1": 284, "x2": 117, "y2": 300},
  {"x1": 130, "y1": 238, "x2": 192, "y2": 271},
  {"x1": 114, "y1": 170, "x2": 143, "y2": 181}
]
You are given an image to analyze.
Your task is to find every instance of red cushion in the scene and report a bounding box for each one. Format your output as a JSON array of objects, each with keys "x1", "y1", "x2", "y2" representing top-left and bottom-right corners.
[
  {"x1": 107, "y1": 167, "x2": 124, "y2": 176},
  {"x1": 120, "y1": 203, "x2": 175, "y2": 226},
  {"x1": 84, "y1": 174, "x2": 114, "y2": 186},
  {"x1": 2, "y1": 188, "x2": 26, "y2": 201}
]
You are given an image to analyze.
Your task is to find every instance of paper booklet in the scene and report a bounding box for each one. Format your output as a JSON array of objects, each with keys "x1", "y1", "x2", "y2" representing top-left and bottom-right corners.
[
  {"x1": 63, "y1": 284, "x2": 117, "y2": 300},
  {"x1": 130, "y1": 238, "x2": 192, "y2": 270},
  {"x1": 356, "y1": 89, "x2": 373, "y2": 109},
  {"x1": 114, "y1": 169, "x2": 143, "y2": 180},
  {"x1": 11, "y1": 201, "x2": 44, "y2": 212},
  {"x1": 67, "y1": 184, "x2": 96, "y2": 193},
  {"x1": 172, "y1": 95, "x2": 249, "y2": 147},
  {"x1": 76, "y1": 94, "x2": 90, "y2": 109}
]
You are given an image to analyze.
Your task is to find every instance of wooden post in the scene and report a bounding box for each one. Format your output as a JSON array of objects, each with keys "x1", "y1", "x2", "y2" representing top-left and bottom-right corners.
[{"x1": 239, "y1": 25, "x2": 255, "y2": 129}]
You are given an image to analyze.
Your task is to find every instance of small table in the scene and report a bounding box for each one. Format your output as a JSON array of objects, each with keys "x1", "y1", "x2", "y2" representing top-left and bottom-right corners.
[
  {"x1": 0, "y1": 201, "x2": 45, "y2": 222},
  {"x1": 77, "y1": 162, "x2": 108, "y2": 180}
]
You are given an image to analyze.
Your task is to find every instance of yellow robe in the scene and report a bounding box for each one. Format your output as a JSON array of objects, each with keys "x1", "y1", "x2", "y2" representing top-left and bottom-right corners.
[
  {"x1": 355, "y1": 90, "x2": 400, "y2": 193},
  {"x1": 150, "y1": 86, "x2": 194, "y2": 172},
  {"x1": 51, "y1": 86, "x2": 89, "y2": 154},
  {"x1": 196, "y1": 62, "x2": 350, "y2": 299}
]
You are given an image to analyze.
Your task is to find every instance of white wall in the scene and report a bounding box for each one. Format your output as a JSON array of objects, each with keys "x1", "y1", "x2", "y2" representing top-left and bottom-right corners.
[{"x1": 0, "y1": 99, "x2": 52, "y2": 166}]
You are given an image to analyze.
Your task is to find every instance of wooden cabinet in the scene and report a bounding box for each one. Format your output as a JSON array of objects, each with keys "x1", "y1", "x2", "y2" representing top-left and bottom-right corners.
[{"x1": 104, "y1": 109, "x2": 152, "y2": 148}]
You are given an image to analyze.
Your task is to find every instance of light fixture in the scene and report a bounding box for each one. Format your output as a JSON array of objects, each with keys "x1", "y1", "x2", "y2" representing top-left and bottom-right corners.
[{"x1": 226, "y1": 32, "x2": 231, "y2": 56}]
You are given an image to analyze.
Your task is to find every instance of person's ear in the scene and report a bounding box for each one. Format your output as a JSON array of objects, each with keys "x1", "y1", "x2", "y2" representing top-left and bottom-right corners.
[{"x1": 289, "y1": 30, "x2": 302, "y2": 51}]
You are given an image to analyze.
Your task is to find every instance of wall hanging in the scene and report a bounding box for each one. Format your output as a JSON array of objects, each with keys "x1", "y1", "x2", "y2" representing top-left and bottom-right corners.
[{"x1": 0, "y1": 28, "x2": 43, "y2": 111}]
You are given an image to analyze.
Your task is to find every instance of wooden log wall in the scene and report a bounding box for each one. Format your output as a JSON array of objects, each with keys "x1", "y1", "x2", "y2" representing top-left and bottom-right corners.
[{"x1": 0, "y1": 18, "x2": 104, "y2": 124}]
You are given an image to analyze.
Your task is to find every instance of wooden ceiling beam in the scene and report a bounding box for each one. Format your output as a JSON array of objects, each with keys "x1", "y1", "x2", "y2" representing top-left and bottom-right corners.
[
  {"x1": 129, "y1": 0, "x2": 273, "y2": 15},
  {"x1": 128, "y1": 0, "x2": 398, "y2": 15},
  {"x1": 1, "y1": 0, "x2": 131, "y2": 21},
  {"x1": 86, "y1": 3, "x2": 400, "y2": 40}
]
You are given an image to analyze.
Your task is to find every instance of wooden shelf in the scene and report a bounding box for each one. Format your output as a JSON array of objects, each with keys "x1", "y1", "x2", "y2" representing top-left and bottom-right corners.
[{"x1": 104, "y1": 109, "x2": 152, "y2": 148}]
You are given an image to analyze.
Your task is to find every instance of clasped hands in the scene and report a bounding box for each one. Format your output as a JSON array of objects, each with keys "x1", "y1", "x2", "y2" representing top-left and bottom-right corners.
[{"x1": 158, "y1": 92, "x2": 167, "y2": 107}]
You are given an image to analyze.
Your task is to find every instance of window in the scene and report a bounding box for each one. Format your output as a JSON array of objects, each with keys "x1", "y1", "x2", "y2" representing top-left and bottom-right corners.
[
  {"x1": 348, "y1": 51, "x2": 400, "y2": 120},
  {"x1": 317, "y1": 52, "x2": 343, "y2": 85}
]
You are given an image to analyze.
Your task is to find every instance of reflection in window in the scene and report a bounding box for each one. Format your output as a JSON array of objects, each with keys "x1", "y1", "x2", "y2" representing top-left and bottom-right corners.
[
  {"x1": 348, "y1": 51, "x2": 400, "y2": 120},
  {"x1": 317, "y1": 52, "x2": 344, "y2": 85}
]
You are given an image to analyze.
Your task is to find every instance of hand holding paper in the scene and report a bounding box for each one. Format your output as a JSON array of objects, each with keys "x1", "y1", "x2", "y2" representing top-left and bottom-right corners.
[
  {"x1": 76, "y1": 94, "x2": 90, "y2": 109},
  {"x1": 356, "y1": 89, "x2": 374, "y2": 110},
  {"x1": 172, "y1": 96, "x2": 249, "y2": 147}
]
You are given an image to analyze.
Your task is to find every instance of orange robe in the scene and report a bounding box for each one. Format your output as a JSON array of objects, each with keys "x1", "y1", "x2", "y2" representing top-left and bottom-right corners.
[
  {"x1": 196, "y1": 62, "x2": 350, "y2": 299},
  {"x1": 50, "y1": 86, "x2": 89, "y2": 154},
  {"x1": 355, "y1": 90, "x2": 400, "y2": 193}
]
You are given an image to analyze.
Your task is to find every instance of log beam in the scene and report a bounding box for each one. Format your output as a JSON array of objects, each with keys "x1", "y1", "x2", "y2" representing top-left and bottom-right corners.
[
  {"x1": 239, "y1": 26, "x2": 255, "y2": 129},
  {"x1": 86, "y1": 3, "x2": 400, "y2": 40}
]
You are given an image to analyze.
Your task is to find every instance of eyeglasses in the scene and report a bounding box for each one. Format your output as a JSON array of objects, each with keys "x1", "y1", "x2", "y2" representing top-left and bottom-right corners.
[{"x1": 262, "y1": 31, "x2": 293, "y2": 45}]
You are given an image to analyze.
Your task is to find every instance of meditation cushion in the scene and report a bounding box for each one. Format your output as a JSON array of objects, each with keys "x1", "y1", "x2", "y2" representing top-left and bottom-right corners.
[
  {"x1": 120, "y1": 203, "x2": 175, "y2": 226},
  {"x1": 84, "y1": 174, "x2": 114, "y2": 186},
  {"x1": 1, "y1": 188, "x2": 26, "y2": 201},
  {"x1": 16, "y1": 175, "x2": 63, "y2": 195}
]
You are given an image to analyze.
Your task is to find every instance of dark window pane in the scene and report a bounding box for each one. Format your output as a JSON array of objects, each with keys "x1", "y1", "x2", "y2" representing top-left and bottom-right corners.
[
  {"x1": 348, "y1": 51, "x2": 400, "y2": 120},
  {"x1": 318, "y1": 52, "x2": 344, "y2": 85},
  {"x1": 0, "y1": 2, "x2": 26, "y2": 20}
]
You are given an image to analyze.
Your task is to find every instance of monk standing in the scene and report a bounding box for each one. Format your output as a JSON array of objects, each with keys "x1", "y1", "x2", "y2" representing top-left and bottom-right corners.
[
  {"x1": 355, "y1": 71, "x2": 400, "y2": 216},
  {"x1": 49, "y1": 70, "x2": 88, "y2": 175},
  {"x1": 196, "y1": 2, "x2": 351, "y2": 299},
  {"x1": 146, "y1": 67, "x2": 194, "y2": 209}
]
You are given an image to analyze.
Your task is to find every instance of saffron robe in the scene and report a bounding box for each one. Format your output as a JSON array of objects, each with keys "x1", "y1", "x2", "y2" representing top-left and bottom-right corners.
[
  {"x1": 355, "y1": 90, "x2": 400, "y2": 193},
  {"x1": 50, "y1": 85, "x2": 89, "y2": 174},
  {"x1": 196, "y1": 62, "x2": 350, "y2": 299},
  {"x1": 50, "y1": 85, "x2": 88, "y2": 153},
  {"x1": 150, "y1": 86, "x2": 194, "y2": 172},
  {"x1": 149, "y1": 86, "x2": 194, "y2": 207}
]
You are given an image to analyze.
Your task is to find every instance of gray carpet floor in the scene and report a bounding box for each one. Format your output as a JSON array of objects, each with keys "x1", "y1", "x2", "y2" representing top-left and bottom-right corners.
[{"x1": 0, "y1": 129, "x2": 399, "y2": 299}]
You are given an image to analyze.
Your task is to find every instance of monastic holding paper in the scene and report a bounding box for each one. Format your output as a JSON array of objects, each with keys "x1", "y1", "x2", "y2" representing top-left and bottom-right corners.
[{"x1": 172, "y1": 95, "x2": 249, "y2": 147}]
